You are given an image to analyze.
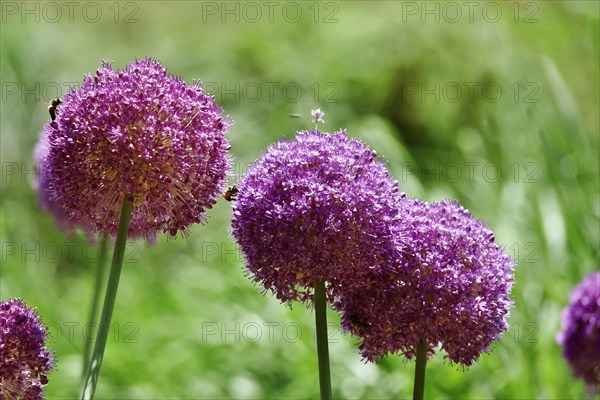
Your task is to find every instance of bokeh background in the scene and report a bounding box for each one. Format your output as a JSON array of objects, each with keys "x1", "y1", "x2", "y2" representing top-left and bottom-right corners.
[{"x1": 1, "y1": 1, "x2": 598, "y2": 398}]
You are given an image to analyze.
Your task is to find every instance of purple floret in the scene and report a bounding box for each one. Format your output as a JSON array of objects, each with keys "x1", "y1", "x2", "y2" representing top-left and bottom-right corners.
[
  {"x1": 33, "y1": 130, "x2": 79, "y2": 232},
  {"x1": 231, "y1": 130, "x2": 404, "y2": 304},
  {"x1": 337, "y1": 200, "x2": 515, "y2": 366},
  {"x1": 557, "y1": 271, "x2": 600, "y2": 390},
  {"x1": 43, "y1": 58, "x2": 231, "y2": 240},
  {"x1": 0, "y1": 298, "x2": 55, "y2": 400}
]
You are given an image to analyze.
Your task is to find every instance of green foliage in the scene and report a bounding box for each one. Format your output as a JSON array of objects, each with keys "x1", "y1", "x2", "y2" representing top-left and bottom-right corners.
[{"x1": 1, "y1": 1, "x2": 597, "y2": 398}]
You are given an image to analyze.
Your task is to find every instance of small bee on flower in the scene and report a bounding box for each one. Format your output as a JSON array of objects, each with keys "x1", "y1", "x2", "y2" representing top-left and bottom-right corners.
[
  {"x1": 224, "y1": 186, "x2": 238, "y2": 202},
  {"x1": 48, "y1": 98, "x2": 62, "y2": 121}
]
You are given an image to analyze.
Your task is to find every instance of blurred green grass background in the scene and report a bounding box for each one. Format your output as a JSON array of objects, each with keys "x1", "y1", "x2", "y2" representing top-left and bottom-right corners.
[{"x1": 1, "y1": 1, "x2": 598, "y2": 398}]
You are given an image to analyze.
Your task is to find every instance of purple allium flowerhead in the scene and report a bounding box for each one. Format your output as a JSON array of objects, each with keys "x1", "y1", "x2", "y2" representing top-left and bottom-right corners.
[
  {"x1": 231, "y1": 130, "x2": 404, "y2": 304},
  {"x1": 337, "y1": 200, "x2": 515, "y2": 366},
  {"x1": 0, "y1": 298, "x2": 55, "y2": 400},
  {"x1": 43, "y1": 58, "x2": 231, "y2": 240},
  {"x1": 557, "y1": 271, "x2": 600, "y2": 391}
]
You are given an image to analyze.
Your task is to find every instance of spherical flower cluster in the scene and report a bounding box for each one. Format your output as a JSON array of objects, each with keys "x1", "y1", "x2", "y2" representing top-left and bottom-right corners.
[
  {"x1": 337, "y1": 200, "x2": 515, "y2": 366},
  {"x1": 43, "y1": 58, "x2": 231, "y2": 240},
  {"x1": 557, "y1": 271, "x2": 600, "y2": 390},
  {"x1": 231, "y1": 130, "x2": 404, "y2": 303},
  {"x1": 0, "y1": 298, "x2": 55, "y2": 400}
]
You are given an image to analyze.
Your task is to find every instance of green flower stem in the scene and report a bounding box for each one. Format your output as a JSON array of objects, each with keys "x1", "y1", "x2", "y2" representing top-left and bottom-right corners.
[
  {"x1": 413, "y1": 341, "x2": 428, "y2": 400},
  {"x1": 314, "y1": 280, "x2": 332, "y2": 400},
  {"x1": 81, "y1": 233, "x2": 109, "y2": 384},
  {"x1": 82, "y1": 196, "x2": 133, "y2": 400}
]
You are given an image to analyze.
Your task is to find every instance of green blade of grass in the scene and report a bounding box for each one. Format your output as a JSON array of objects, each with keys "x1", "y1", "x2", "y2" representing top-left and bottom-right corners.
[{"x1": 81, "y1": 233, "x2": 109, "y2": 386}]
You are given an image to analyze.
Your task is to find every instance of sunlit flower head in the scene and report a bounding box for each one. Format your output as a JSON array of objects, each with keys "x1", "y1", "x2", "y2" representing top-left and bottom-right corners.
[
  {"x1": 557, "y1": 271, "x2": 600, "y2": 391},
  {"x1": 0, "y1": 298, "x2": 55, "y2": 400},
  {"x1": 231, "y1": 130, "x2": 404, "y2": 304},
  {"x1": 338, "y1": 200, "x2": 515, "y2": 366},
  {"x1": 44, "y1": 58, "x2": 231, "y2": 240}
]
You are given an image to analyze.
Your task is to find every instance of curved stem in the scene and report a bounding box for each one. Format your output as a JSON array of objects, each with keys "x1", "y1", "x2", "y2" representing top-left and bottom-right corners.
[
  {"x1": 314, "y1": 280, "x2": 332, "y2": 400},
  {"x1": 82, "y1": 196, "x2": 133, "y2": 400},
  {"x1": 413, "y1": 342, "x2": 428, "y2": 400},
  {"x1": 81, "y1": 233, "x2": 109, "y2": 385}
]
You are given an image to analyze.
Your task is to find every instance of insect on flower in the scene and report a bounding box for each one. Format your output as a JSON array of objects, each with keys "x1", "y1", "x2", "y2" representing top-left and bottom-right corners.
[
  {"x1": 224, "y1": 185, "x2": 238, "y2": 201},
  {"x1": 48, "y1": 98, "x2": 62, "y2": 121},
  {"x1": 346, "y1": 313, "x2": 370, "y2": 330}
]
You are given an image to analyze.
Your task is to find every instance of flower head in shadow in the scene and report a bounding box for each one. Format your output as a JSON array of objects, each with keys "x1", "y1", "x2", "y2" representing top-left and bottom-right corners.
[
  {"x1": 34, "y1": 130, "x2": 78, "y2": 233},
  {"x1": 557, "y1": 271, "x2": 600, "y2": 392},
  {"x1": 338, "y1": 200, "x2": 515, "y2": 366},
  {"x1": 0, "y1": 298, "x2": 55, "y2": 400}
]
